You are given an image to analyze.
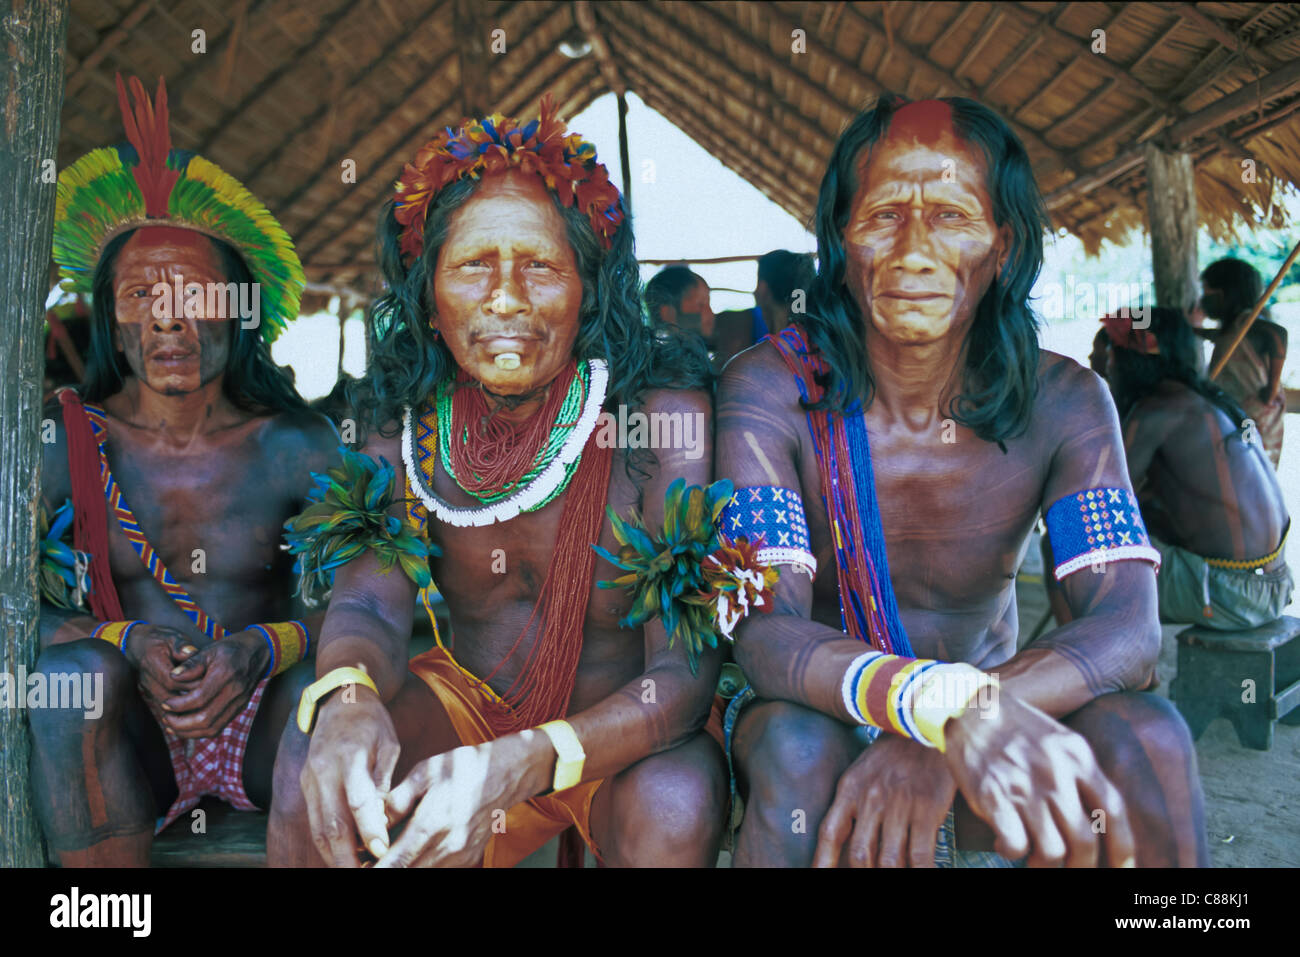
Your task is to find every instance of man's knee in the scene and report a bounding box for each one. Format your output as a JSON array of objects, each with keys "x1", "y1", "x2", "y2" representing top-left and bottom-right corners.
[
  {"x1": 1067, "y1": 691, "x2": 1196, "y2": 775},
  {"x1": 29, "y1": 639, "x2": 134, "y2": 739},
  {"x1": 735, "y1": 700, "x2": 856, "y2": 804},
  {"x1": 616, "y1": 735, "x2": 727, "y2": 853},
  {"x1": 269, "y1": 717, "x2": 313, "y2": 823}
]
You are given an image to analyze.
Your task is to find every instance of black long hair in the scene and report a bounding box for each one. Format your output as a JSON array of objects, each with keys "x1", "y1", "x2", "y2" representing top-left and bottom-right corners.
[
  {"x1": 1200, "y1": 257, "x2": 1268, "y2": 324},
  {"x1": 81, "y1": 228, "x2": 308, "y2": 414},
  {"x1": 805, "y1": 93, "x2": 1050, "y2": 444},
  {"x1": 354, "y1": 176, "x2": 710, "y2": 438},
  {"x1": 1109, "y1": 306, "x2": 1246, "y2": 428}
]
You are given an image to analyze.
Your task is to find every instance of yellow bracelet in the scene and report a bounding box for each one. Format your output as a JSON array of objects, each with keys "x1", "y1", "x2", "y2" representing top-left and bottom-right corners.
[
  {"x1": 536, "y1": 719, "x2": 586, "y2": 793},
  {"x1": 911, "y1": 664, "x2": 1000, "y2": 753},
  {"x1": 296, "y1": 666, "x2": 379, "y2": 733}
]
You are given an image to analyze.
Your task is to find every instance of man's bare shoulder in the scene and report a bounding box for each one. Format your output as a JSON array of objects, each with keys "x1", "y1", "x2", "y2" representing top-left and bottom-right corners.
[
  {"x1": 1035, "y1": 350, "x2": 1118, "y2": 430},
  {"x1": 261, "y1": 407, "x2": 339, "y2": 456},
  {"x1": 638, "y1": 384, "x2": 711, "y2": 420},
  {"x1": 358, "y1": 420, "x2": 405, "y2": 470},
  {"x1": 718, "y1": 339, "x2": 801, "y2": 409}
]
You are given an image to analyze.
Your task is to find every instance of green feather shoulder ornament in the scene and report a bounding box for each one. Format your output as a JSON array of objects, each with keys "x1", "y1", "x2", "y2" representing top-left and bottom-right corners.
[
  {"x1": 284, "y1": 447, "x2": 438, "y2": 600},
  {"x1": 593, "y1": 478, "x2": 780, "y2": 675}
]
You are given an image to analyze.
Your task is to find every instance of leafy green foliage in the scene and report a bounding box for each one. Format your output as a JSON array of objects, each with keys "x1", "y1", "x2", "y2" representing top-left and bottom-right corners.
[{"x1": 284, "y1": 446, "x2": 438, "y2": 600}]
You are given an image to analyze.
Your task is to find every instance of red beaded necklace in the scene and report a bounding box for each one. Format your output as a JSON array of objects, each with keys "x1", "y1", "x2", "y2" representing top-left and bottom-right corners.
[{"x1": 446, "y1": 359, "x2": 580, "y2": 500}]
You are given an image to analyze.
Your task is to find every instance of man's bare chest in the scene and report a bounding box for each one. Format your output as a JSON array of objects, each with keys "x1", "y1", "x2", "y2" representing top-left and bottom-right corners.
[
  {"x1": 102, "y1": 438, "x2": 292, "y2": 583},
  {"x1": 799, "y1": 424, "x2": 1045, "y2": 609},
  {"x1": 425, "y1": 453, "x2": 640, "y2": 629}
]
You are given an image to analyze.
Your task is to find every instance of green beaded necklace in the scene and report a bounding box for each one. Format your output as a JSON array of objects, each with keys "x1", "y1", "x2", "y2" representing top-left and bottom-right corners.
[{"x1": 436, "y1": 360, "x2": 590, "y2": 508}]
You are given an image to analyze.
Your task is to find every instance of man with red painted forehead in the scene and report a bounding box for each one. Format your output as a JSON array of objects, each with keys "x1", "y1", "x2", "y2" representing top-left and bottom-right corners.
[
  {"x1": 33, "y1": 76, "x2": 337, "y2": 865},
  {"x1": 269, "y1": 99, "x2": 727, "y2": 867},
  {"x1": 717, "y1": 95, "x2": 1208, "y2": 867}
]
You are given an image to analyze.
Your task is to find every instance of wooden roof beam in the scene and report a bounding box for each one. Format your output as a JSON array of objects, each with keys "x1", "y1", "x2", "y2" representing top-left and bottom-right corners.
[
  {"x1": 978, "y1": 3, "x2": 1057, "y2": 100},
  {"x1": 953, "y1": 9, "x2": 1007, "y2": 80},
  {"x1": 273, "y1": 43, "x2": 461, "y2": 216},
  {"x1": 190, "y1": 0, "x2": 358, "y2": 155},
  {"x1": 838, "y1": 5, "x2": 1089, "y2": 179},
  {"x1": 615, "y1": 53, "x2": 815, "y2": 212},
  {"x1": 1043, "y1": 56, "x2": 1300, "y2": 210},
  {"x1": 1014, "y1": 4, "x2": 1132, "y2": 122},
  {"x1": 1003, "y1": 2, "x2": 1175, "y2": 113},
  {"x1": 237, "y1": 0, "x2": 454, "y2": 188},
  {"x1": 1168, "y1": 2, "x2": 1283, "y2": 72},
  {"x1": 682, "y1": 1, "x2": 853, "y2": 126},
  {"x1": 605, "y1": 4, "x2": 835, "y2": 155},
  {"x1": 574, "y1": 1, "x2": 626, "y2": 97},
  {"x1": 629, "y1": 77, "x2": 813, "y2": 220},
  {"x1": 455, "y1": 0, "x2": 491, "y2": 118},
  {"x1": 290, "y1": 2, "x2": 558, "y2": 257},
  {"x1": 616, "y1": 55, "x2": 814, "y2": 214},
  {"x1": 65, "y1": 0, "x2": 155, "y2": 97},
  {"x1": 300, "y1": 42, "x2": 587, "y2": 267}
]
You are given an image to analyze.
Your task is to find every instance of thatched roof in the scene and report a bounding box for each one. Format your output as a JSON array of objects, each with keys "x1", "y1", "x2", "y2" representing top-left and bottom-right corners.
[{"x1": 57, "y1": 0, "x2": 1300, "y2": 304}]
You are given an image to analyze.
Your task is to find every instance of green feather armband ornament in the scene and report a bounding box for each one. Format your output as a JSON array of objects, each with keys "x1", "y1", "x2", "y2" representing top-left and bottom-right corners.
[
  {"x1": 39, "y1": 500, "x2": 92, "y2": 612},
  {"x1": 284, "y1": 447, "x2": 438, "y2": 600},
  {"x1": 593, "y1": 478, "x2": 781, "y2": 675}
]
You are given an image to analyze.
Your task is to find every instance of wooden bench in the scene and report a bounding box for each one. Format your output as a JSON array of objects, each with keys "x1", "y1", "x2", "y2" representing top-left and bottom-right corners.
[
  {"x1": 151, "y1": 800, "x2": 267, "y2": 867},
  {"x1": 1170, "y1": 615, "x2": 1300, "y2": 751}
]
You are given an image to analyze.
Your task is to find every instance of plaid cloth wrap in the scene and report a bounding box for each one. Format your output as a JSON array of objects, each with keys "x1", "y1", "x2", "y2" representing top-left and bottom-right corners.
[
  {"x1": 1045, "y1": 486, "x2": 1161, "y2": 580},
  {"x1": 154, "y1": 681, "x2": 268, "y2": 833},
  {"x1": 718, "y1": 486, "x2": 817, "y2": 576}
]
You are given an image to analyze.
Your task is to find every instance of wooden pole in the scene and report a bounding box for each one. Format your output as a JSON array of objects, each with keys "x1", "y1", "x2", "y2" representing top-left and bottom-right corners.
[
  {"x1": 0, "y1": 0, "x2": 69, "y2": 868},
  {"x1": 1208, "y1": 238, "x2": 1300, "y2": 381},
  {"x1": 1144, "y1": 142, "x2": 1199, "y2": 316},
  {"x1": 617, "y1": 91, "x2": 632, "y2": 217}
]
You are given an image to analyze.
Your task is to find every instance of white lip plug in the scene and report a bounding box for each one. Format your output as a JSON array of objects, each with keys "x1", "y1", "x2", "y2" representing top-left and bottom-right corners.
[{"x1": 494, "y1": 352, "x2": 521, "y2": 371}]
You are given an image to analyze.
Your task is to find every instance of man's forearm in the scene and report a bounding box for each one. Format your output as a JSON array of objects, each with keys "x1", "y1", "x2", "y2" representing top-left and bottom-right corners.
[
  {"x1": 1005, "y1": 611, "x2": 1159, "y2": 718},
  {"x1": 313, "y1": 599, "x2": 411, "y2": 701},
  {"x1": 733, "y1": 612, "x2": 878, "y2": 721}
]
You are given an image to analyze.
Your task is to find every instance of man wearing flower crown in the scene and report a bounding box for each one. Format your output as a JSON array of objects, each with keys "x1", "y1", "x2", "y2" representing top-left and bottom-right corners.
[
  {"x1": 716, "y1": 95, "x2": 1208, "y2": 867},
  {"x1": 270, "y1": 97, "x2": 727, "y2": 867},
  {"x1": 32, "y1": 76, "x2": 339, "y2": 866}
]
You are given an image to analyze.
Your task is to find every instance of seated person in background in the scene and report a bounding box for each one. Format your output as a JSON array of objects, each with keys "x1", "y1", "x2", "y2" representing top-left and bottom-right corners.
[
  {"x1": 33, "y1": 76, "x2": 336, "y2": 866},
  {"x1": 1102, "y1": 308, "x2": 1292, "y2": 630},
  {"x1": 1087, "y1": 326, "x2": 1110, "y2": 376},
  {"x1": 645, "y1": 264, "x2": 715, "y2": 342},
  {"x1": 714, "y1": 250, "x2": 817, "y2": 370},
  {"x1": 270, "y1": 99, "x2": 725, "y2": 868},
  {"x1": 717, "y1": 94, "x2": 1206, "y2": 868},
  {"x1": 1199, "y1": 257, "x2": 1287, "y2": 469}
]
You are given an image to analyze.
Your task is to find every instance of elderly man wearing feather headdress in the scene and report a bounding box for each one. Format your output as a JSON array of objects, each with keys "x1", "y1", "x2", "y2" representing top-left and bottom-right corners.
[
  {"x1": 269, "y1": 98, "x2": 735, "y2": 868},
  {"x1": 31, "y1": 76, "x2": 338, "y2": 866}
]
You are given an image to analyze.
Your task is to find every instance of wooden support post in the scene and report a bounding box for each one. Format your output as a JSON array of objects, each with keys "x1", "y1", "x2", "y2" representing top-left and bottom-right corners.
[
  {"x1": 1143, "y1": 142, "x2": 1198, "y2": 315},
  {"x1": 617, "y1": 91, "x2": 631, "y2": 217},
  {"x1": 0, "y1": 0, "x2": 69, "y2": 868}
]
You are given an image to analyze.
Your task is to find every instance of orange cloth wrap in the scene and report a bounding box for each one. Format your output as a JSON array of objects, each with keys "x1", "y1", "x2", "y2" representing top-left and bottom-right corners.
[{"x1": 408, "y1": 646, "x2": 604, "y2": 868}]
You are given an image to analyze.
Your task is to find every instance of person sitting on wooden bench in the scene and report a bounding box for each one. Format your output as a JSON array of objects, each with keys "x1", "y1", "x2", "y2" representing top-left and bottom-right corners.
[
  {"x1": 1101, "y1": 306, "x2": 1292, "y2": 630},
  {"x1": 31, "y1": 75, "x2": 338, "y2": 867}
]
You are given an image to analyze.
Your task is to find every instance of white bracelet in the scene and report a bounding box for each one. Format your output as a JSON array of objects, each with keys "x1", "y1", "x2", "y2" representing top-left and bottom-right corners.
[{"x1": 839, "y1": 650, "x2": 880, "y2": 725}]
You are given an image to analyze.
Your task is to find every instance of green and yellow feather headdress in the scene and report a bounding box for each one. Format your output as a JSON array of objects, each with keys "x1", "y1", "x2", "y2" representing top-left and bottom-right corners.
[{"x1": 52, "y1": 74, "x2": 305, "y2": 344}]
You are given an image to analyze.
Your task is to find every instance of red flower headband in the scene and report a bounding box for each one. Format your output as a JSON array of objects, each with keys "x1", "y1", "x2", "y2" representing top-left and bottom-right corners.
[
  {"x1": 392, "y1": 94, "x2": 624, "y2": 264},
  {"x1": 1100, "y1": 313, "x2": 1160, "y2": 355}
]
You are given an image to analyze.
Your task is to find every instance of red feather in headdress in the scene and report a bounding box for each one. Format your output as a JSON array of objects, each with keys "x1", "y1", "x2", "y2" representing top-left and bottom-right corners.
[{"x1": 115, "y1": 74, "x2": 180, "y2": 218}]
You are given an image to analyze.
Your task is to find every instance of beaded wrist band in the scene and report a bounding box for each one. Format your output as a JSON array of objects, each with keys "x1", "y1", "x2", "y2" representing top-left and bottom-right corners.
[
  {"x1": 251, "y1": 621, "x2": 310, "y2": 679},
  {"x1": 840, "y1": 651, "x2": 997, "y2": 750},
  {"x1": 91, "y1": 619, "x2": 146, "y2": 653}
]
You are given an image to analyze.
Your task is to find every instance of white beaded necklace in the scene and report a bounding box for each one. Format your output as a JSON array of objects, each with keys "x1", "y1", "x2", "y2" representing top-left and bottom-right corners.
[{"x1": 402, "y1": 358, "x2": 609, "y2": 527}]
